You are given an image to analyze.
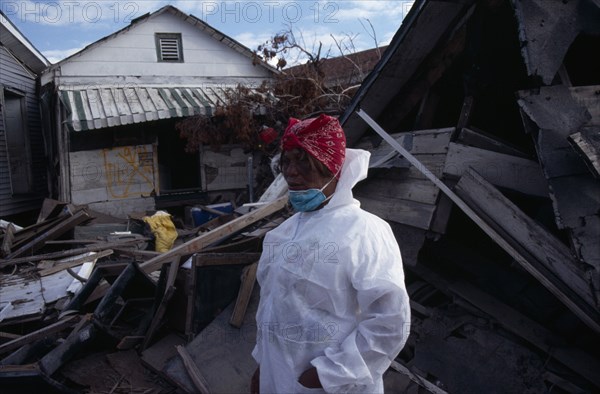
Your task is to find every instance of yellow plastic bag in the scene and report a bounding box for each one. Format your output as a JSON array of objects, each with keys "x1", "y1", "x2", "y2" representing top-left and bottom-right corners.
[{"x1": 143, "y1": 211, "x2": 177, "y2": 252}]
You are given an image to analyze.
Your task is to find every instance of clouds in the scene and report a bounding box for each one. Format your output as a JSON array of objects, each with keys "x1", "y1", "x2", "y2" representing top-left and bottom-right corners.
[
  {"x1": 43, "y1": 45, "x2": 87, "y2": 63},
  {"x1": 4, "y1": 0, "x2": 412, "y2": 63},
  {"x1": 334, "y1": 0, "x2": 412, "y2": 21},
  {"x1": 1, "y1": 1, "x2": 149, "y2": 27}
]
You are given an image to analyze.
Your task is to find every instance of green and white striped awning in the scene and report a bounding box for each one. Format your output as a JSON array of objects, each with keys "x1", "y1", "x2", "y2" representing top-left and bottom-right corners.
[{"x1": 59, "y1": 86, "x2": 231, "y2": 131}]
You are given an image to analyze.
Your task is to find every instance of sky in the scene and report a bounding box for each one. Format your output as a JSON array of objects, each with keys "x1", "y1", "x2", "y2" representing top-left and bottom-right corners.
[{"x1": 2, "y1": 0, "x2": 415, "y2": 65}]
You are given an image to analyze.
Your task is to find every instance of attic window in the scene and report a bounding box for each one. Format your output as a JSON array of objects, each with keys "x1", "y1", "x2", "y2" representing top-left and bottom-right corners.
[{"x1": 156, "y1": 33, "x2": 183, "y2": 62}]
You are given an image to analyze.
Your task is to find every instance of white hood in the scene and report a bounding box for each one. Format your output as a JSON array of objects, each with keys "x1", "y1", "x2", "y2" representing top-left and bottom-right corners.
[{"x1": 325, "y1": 148, "x2": 370, "y2": 210}]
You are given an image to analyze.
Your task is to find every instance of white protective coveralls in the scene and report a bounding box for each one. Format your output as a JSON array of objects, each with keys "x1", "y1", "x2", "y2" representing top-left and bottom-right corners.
[{"x1": 252, "y1": 148, "x2": 411, "y2": 393}]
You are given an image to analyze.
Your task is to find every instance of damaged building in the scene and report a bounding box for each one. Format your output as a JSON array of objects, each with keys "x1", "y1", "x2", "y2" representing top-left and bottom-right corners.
[
  {"x1": 1, "y1": 0, "x2": 600, "y2": 393},
  {"x1": 39, "y1": 5, "x2": 276, "y2": 218},
  {"x1": 0, "y1": 10, "x2": 50, "y2": 220}
]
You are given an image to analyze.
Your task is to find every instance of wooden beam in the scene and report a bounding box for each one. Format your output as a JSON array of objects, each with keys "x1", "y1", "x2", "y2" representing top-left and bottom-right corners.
[
  {"x1": 176, "y1": 345, "x2": 211, "y2": 394},
  {"x1": 5, "y1": 210, "x2": 91, "y2": 259},
  {"x1": 1, "y1": 223, "x2": 15, "y2": 258},
  {"x1": 38, "y1": 249, "x2": 113, "y2": 276},
  {"x1": 355, "y1": 195, "x2": 437, "y2": 230},
  {"x1": 570, "y1": 86, "x2": 600, "y2": 126},
  {"x1": 454, "y1": 96, "x2": 475, "y2": 139},
  {"x1": 569, "y1": 127, "x2": 600, "y2": 178},
  {"x1": 458, "y1": 127, "x2": 530, "y2": 158},
  {"x1": 9, "y1": 213, "x2": 68, "y2": 250},
  {"x1": 38, "y1": 316, "x2": 96, "y2": 376},
  {"x1": 0, "y1": 315, "x2": 80, "y2": 356},
  {"x1": 378, "y1": 6, "x2": 473, "y2": 131},
  {"x1": 454, "y1": 168, "x2": 599, "y2": 333},
  {"x1": 449, "y1": 281, "x2": 600, "y2": 388},
  {"x1": 229, "y1": 262, "x2": 258, "y2": 328},
  {"x1": 141, "y1": 258, "x2": 180, "y2": 351},
  {"x1": 193, "y1": 253, "x2": 262, "y2": 267},
  {"x1": 139, "y1": 196, "x2": 287, "y2": 274},
  {"x1": 357, "y1": 111, "x2": 599, "y2": 333},
  {"x1": 389, "y1": 360, "x2": 448, "y2": 394},
  {"x1": 443, "y1": 142, "x2": 549, "y2": 197},
  {"x1": 0, "y1": 239, "x2": 145, "y2": 268},
  {"x1": 36, "y1": 198, "x2": 67, "y2": 224}
]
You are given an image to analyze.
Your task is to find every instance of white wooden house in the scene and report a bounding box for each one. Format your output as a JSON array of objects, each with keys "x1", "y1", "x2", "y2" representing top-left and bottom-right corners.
[
  {"x1": 40, "y1": 5, "x2": 276, "y2": 218},
  {"x1": 0, "y1": 10, "x2": 50, "y2": 218}
]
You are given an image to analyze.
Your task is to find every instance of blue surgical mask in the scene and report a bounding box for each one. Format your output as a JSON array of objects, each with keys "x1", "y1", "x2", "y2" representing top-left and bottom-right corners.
[{"x1": 288, "y1": 176, "x2": 336, "y2": 212}]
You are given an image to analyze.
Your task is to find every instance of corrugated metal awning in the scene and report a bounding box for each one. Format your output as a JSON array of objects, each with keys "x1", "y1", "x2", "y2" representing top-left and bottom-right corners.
[{"x1": 59, "y1": 86, "x2": 232, "y2": 131}]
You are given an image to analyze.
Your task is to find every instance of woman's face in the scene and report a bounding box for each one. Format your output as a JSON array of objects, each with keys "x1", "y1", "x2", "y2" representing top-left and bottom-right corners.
[{"x1": 280, "y1": 148, "x2": 333, "y2": 192}]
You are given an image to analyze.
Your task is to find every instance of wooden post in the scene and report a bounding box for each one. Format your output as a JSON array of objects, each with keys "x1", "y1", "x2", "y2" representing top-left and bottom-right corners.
[{"x1": 230, "y1": 262, "x2": 258, "y2": 328}]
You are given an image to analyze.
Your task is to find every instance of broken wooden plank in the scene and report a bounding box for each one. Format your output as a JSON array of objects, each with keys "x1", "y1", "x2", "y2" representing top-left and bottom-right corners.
[
  {"x1": 443, "y1": 142, "x2": 548, "y2": 197},
  {"x1": 570, "y1": 214, "x2": 600, "y2": 303},
  {"x1": 513, "y1": 0, "x2": 583, "y2": 84},
  {"x1": 36, "y1": 198, "x2": 67, "y2": 224},
  {"x1": 354, "y1": 177, "x2": 440, "y2": 205},
  {"x1": 570, "y1": 86, "x2": 600, "y2": 126},
  {"x1": 38, "y1": 250, "x2": 113, "y2": 276},
  {"x1": 141, "y1": 258, "x2": 180, "y2": 350},
  {"x1": 193, "y1": 252, "x2": 262, "y2": 267},
  {"x1": 176, "y1": 346, "x2": 210, "y2": 394},
  {"x1": 366, "y1": 128, "x2": 453, "y2": 169},
  {"x1": 458, "y1": 127, "x2": 530, "y2": 158},
  {"x1": 1, "y1": 223, "x2": 15, "y2": 258},
  {"x1": 449, "y1": 281, "x2": 600, "y2": 388},
  {"x1": 8, "y1": 213, "x2": 69, "y2": 251},
  {"x1": 139, "y1": 196, "x2": 287, "y2": 274},
  {"x1": 38, "y1": 315, "x2": 96, "y2": 376},
  {"x1": 0, "y1": 220, "x2": 23, "y2": 232},
  {"x1": 455, "y1": 96, "x2": 474, "y2": 138},
  {"x1": 112, "y1": 247, "x2": 160, "y2": 260},
  {"x1": 0, "y1": 315, "x2": 80, "y2": 356},
  {"x1": 356, "y1": 111, "x2": 598, "y2": 334},
  {"x1": 141, "y1": 333, "x2": 186, "y2": 374},
  {"x1": 517, "y1": 85, "x2": 591, "y2": 134},
  {"x1": 355, "y1": 195, "x2": 438, "y2": 230},
  {"x1": 537, "y1": 128, "x2": 589, "y2": 178},
  {"x1": 0, "y1": 238, "x2": 146, "y2": 268},
  {"x1": 454, "y1": 168, "x2": 599, "y2": 333},
  {"x1": 229, "y1": 262, "x2": 258, "y2": 328},
  {"x1": 5, "y1": 210, "x2": 92, "y2": 259},
  {"x1": 569, "y1": 127, "x2": 600, "y2": 178},
  {"x1": 389, "y1": 360, "x2": 448, "y2": 394},
  {"x1": 163, "y1": 288, "x2": 259, "y2": 394},
  {"x1": 545, "y1": 174, "x2": 600, "y2": 229}
]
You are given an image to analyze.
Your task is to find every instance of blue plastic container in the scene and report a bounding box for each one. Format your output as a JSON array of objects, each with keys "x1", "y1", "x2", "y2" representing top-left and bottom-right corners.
[{"x1": 191, "y1": 203, "x2": 234, "y2": 226}]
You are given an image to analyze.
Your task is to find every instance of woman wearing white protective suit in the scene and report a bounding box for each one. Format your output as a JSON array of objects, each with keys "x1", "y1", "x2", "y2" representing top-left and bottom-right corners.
[{"x1": 251, "y1": 114, "x2": 410, "y2": 394}]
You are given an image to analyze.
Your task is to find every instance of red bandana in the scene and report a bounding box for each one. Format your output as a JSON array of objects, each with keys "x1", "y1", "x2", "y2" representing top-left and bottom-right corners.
[{"x1": 281, "y1": 114, "x2": 346, "y2": 177}]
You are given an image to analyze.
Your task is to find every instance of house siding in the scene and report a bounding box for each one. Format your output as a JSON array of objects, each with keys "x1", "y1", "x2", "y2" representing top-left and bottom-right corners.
[
  {"x1": 55, "y1": 11, "x2": 272, "y2": 84},
  {"x1": 0, "y1": 45, "x2": 46, "y2": 217}
]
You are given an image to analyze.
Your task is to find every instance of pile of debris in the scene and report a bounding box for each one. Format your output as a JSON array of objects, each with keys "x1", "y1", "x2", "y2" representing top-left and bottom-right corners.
[
  {"x1": 0, "y1": 197, "x2": 289, "y2": 393},
  {"x1": 337, "y1": 0, "x2": 600, "y2": 392}
]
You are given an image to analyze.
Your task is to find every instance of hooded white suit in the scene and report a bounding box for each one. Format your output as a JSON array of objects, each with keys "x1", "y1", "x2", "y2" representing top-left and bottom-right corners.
[{"x1": 253, "y1": 149, "x2": 411, "y2": 393}]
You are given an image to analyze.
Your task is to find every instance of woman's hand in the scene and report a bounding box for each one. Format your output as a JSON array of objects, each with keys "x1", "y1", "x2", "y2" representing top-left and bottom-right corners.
[{"x1": 298, "y1": 367, "x2": 322, "y2": 389}]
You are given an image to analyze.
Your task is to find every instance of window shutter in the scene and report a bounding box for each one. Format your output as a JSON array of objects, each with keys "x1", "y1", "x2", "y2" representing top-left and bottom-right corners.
[
  {"x1": 155, "y1": 33, "x2": 183, "y2": 62},
  {"x1": 160, "y1": 37, "x2": 180, "y2": 61}
]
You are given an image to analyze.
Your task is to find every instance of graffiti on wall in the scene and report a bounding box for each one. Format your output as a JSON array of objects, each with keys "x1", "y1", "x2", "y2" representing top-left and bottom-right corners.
[
  {"x1": 103, "y1": 145, "x2": 155, "y2": 199},
  {"x1": 70, "y1": 144, "x2": 156, "y2": 204}
]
